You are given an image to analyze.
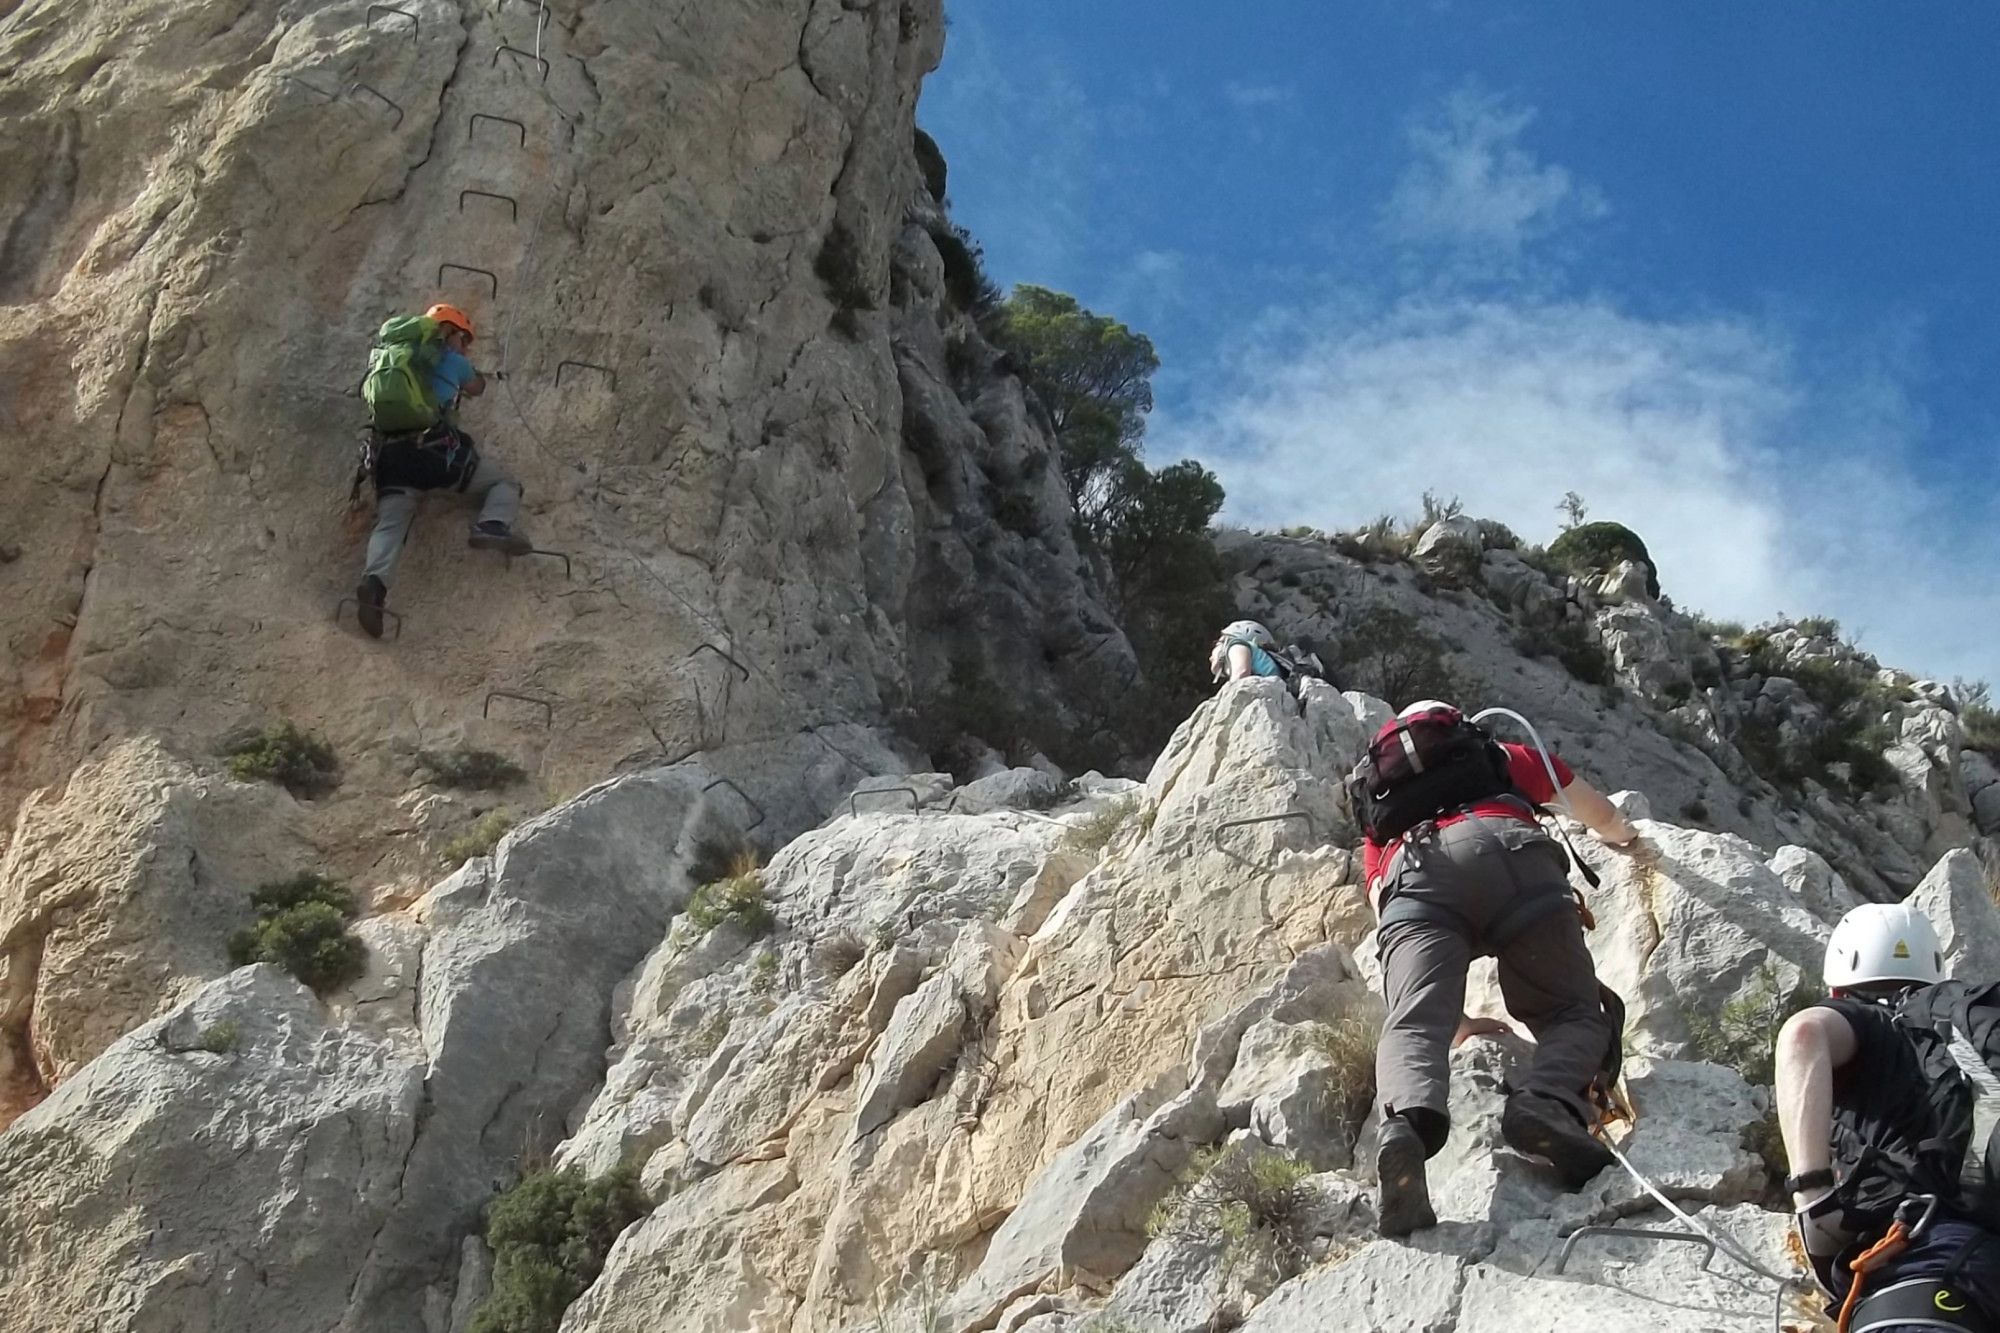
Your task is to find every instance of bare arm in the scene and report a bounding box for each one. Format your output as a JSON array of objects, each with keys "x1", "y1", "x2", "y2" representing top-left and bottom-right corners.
[
  {"x1": 1775, "y1": 1006, "x2": 1858, "y2": 1204},
  {"x1": 1227, "y1": 643, "x2": 1255, "y2": 681},
  {"x1": 461, "y1": 372, "x2": 487, "y2": 398},
  {"x1": 1557, "y1": 776, "x2": 1639, "y2": 846}
]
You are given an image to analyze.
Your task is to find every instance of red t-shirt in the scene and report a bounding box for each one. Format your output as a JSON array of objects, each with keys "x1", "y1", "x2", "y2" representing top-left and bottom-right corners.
[{"x1": 1361, "y1": 741, "x2": 1573, "y2": 891}]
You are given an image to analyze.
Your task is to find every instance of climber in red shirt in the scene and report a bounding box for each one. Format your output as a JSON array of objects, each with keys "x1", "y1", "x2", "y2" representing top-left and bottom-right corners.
[{"x1": 1351, "y1": 700, "x2": 1642, "y2": 1238}]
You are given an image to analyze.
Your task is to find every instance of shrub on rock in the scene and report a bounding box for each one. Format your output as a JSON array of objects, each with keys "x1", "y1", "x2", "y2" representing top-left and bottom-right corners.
[
  {"x1": 1547, "y1": 521, "x2": 1660, "y2": 598},
  {"x1": 227, "y1": 873, "x2": 366, "y2": 993},
  {"x1": 220, "y1": 721, "x2": 338, "y2": 797},
  {"x1": 471, "y1": 1166, "x2": 650, "y2": 1333}
]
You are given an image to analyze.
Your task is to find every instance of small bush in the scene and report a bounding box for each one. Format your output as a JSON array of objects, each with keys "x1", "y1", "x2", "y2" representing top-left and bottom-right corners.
[
  {"x1": 748, "y1": 948, "x2": 779, "y2": 996},
  {"x1": 1680, "y1": 798, "x2": 1711, "y2": 824},
  {"x1": 1330, "y1": 514, "x2": 1410, "y2": 565},
  {"x1": 1149, "y1": 1144, "x2": 1317, "y2": 1280},
  {"x1": 227, "y1": 874, "x2": 367, "y2": 994},
  {"x1": 928, "y1": 221, "x2": 1002, "y2": 315},
  {"x1": 1335, "y1": 605, "x2": 1474, "y2": 709},
  {"x1": 1065, "y1": 797, "x2": 1139, "y2": 861},
  {"x1": 471, "y1": 1166, "x2": 650, "y2": 1333},
  {"x1": 419, "y1": 747, "x2": 526, "y2": 791},
  {"x1": 1308, "y1": 1013, "x2": 1380, "y2": 1152},
  {"x1": 1546, "y1": 521, "x2": 1660, "y2": 598},
  {"x1": 443, "y1": 812, "x2": 516, "y2": 865},
  {"x1": 813, "y1": 929, "x2": 866, "y2": 980},
  {"x1": 250, "y1": 872, "x2": 356, "y2": 917},
  {"x1": 1960, "y1": 682, "x2": 2000, "y2": 759},
  {"x1": 1685, "y1": 964, "x2": 1822, "y2": 1087},
  {"x1": 1744, "y1": 1108, "x2": 1788, "y2": 1190},
  {"x1": 686, "y1": 871, "x2": 774, "y2": 937},
  {"x1": 195, "y1": 1020, "x2": 240, "y2": 1054},
  {"x1": 222, "y1": 721, "x2": 338, "y2": 797}
]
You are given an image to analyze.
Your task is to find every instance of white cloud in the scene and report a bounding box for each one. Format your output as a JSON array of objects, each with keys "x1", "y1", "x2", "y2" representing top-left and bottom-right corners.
[
  {"x1": 1151, "y1": 296, "x2": 2000, "y2": 683},
  {"x1": 1383, "y1": 83, "x2": 1608, "y2": 260}
]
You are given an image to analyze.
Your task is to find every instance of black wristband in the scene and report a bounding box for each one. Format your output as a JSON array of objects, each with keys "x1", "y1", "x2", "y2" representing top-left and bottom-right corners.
[{"x1": 1785, "y1": 1168, "x2": 1835, "y2": 1195}]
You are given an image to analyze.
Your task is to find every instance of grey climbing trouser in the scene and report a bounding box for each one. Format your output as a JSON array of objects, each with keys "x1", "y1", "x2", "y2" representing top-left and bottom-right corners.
[{"x1": 1374, "y1": 814, "x2": 1611, "y2": 1145}]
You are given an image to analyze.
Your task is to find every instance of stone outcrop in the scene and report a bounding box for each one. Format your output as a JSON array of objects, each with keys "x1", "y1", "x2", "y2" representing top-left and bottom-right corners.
[
  {"x1": 0, "y1": 736, "x2": 311, "y2": 1109},
  {"x1": 0, "y1": 966, "x2": 427, "y2": 1333},
  {"x1": 0, "y1": 0, "x2": 1128, "y2": 1041},
  {"x1": 1220, "y1": 527, "x2": 1989, "y2": 903},
  {"x1": 7, "y1": 667, "x2": 2000, "y2": 1331}
]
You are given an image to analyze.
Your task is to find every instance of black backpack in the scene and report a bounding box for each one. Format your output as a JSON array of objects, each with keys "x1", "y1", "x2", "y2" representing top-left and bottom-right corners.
[
  {"x1": 1871, "y1": 981, "x2": 2000, "y2": 1226},
  {"x1": 1345, "y1": 708, "x2": 1523, "y2": 843}
]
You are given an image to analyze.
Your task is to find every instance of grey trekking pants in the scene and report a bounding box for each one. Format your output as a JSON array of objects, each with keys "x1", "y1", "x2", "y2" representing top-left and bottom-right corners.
[
  {"x1": 364, "y1": 452, "x2": 521, "y2": 587},
  {"x1": 1373, "y1": 815, "x2": 1611, "y2": 1150}
]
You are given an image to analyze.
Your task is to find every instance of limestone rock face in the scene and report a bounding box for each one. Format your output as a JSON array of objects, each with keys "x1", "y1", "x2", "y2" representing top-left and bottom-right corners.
[
  {"x1": 0, "y1": 966, "x2": 426, "y2": 1333},
  {"x1": 1220, "y1": 526, "x2": 1987, "y2": 903},
  {"x1": 0, "y1": 736, "x2": 311, "y2": 1106},
  {"x1": 0, "y1": 0, "x2": 1124, "y2": 1020}
]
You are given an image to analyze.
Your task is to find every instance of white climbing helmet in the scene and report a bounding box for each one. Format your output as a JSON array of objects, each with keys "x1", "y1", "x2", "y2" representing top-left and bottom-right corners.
[
  {"x1": 1218, "y1": 619, "x2": 1275, "y2": 647},
  {"x1": 1823, "y1": 902, "x2": 1945, "y2": 991},
  {"x1": 1398, "y1": 698, "x2": 1457, "y2": 720}
]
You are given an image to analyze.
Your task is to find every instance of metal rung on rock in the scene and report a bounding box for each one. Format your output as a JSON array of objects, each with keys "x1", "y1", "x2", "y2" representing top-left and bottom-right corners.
[
  {"x1": 493, "y1": 44, "x2": 549, "y2": 81},
  {"x1": 504, "y1": 548, "x2": 571, "y2": 577},
  {"x1": 849, "y1": 786, "x2": 920, "y2": 818},
  {"x1": 334, "y1": 597, "x2": 404, "y2": 639},
  {"x1": 1553, "y1": 1225, "x2": 1717, "y2": 1275},
  {"x1": 483, "y1": 690, "x2": 554, "y2": 726},
  {"x1": 348, "y1": 82, "x2": 404, "y2": 127},
  {"x1": 556, "y1": 359, "x2": 616, "y2": 390},
  {"x1": 438, "y1": 262, "x2": 499, "y2": 298},
  {"x1": 365, "y1": 4, "x2": 418, "y2": 38},
  {"x1": 1210, "y1": 810, "x2": 1314, "y2": 847},
  {"x1": 687, "y1": 642, "x2": 749, "y2": 682},
  {"x1": 703, "y1": 777, "x2": 766, "y2": 832},
  {"x1": 469, "y1": 112, "x2": 527, "y2": 146},
  {"x1": 459, "y1": 189, "x2": 519, "y2": 221}
]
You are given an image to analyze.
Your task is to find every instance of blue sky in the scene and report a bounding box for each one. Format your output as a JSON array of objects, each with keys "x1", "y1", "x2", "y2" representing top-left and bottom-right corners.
[{"x1": 920, "y1": 2, "x2": 2000, "y2": 684}]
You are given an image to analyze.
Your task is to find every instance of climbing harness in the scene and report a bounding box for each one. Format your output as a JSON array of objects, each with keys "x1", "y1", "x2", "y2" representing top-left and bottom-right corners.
[{"x1": 1832, "y1": 1195, "x2": 1948, "y2": 1333}]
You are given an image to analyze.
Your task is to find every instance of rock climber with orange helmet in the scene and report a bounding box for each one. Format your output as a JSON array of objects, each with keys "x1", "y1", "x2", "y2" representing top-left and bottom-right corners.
[{"x1": 355, "y1": 301, "x2": 532, "y2": 637}]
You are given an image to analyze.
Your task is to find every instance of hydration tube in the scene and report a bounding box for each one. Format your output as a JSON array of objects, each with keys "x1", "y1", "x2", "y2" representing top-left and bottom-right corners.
[{"x1": 1470, "y1": 706, "x2": 1575, "y2": 819}]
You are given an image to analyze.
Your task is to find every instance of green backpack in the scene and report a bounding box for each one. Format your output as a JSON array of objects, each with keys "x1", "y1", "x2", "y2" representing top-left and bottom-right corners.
[{"x1": 361, "y1": 315, "x2": 444, "y2": 434}]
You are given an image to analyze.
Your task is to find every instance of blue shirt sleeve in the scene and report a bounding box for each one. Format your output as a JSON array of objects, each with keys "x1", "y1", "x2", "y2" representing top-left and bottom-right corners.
[{"x1": 429, "y1": 347, "x2": 476, "y2": 409}]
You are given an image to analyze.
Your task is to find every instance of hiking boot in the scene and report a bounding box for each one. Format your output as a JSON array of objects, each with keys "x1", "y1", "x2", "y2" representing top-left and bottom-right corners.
[
  {"x1": 1502, "y1": 1091, "x2": 1616, "y2": 1189},
  {"x1": 1374, "y1": 1114, "x2": 1437, "y2": 1237},
  {"x1": 468, "y1": 520, "x2": 532, "y2": 556},
  {"x1": 355, "y1": 575, "x2": 387, "y2": 639}
]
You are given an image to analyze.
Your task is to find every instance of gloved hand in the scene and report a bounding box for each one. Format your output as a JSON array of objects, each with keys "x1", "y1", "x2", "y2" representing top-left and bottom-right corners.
[{"x1": 1794, "y1": 1189, "x2": 1856, "y2": 1296}]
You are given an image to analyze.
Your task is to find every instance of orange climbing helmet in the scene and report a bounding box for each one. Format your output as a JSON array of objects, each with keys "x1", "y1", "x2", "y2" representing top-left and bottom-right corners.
[{"x1": 424, "y1": 303, "x2": 475, "y2": 341}]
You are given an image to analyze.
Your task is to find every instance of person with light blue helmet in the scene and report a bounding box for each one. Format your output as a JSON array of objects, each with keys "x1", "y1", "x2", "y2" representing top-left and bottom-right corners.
[{"x1": 1209, "y1": 619, "x2": 1283, "y2": 683}]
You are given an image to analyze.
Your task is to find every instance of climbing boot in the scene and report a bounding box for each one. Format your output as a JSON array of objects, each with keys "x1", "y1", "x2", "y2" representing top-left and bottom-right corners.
[
  {"x1": 1502, "y1": 1091, "x2": 1616, "y2": 1189},
  {"x1": 355, "y1": 575, "x2": 387, "y2": 639},
  {"x1": 1375, "y1": 1114, "x2": 1437, "y2": 1237},
  {"x1": 468, "y1": 520, "x2": 532, "y2": 556}
]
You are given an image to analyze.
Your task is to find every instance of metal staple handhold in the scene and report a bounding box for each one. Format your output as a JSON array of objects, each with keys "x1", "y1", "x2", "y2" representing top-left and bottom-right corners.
[
  {"x1": 458, "y1": 189, "x2": 519, "y2": 221},
  {"x1": 482, "y1": 690, "x2": 554, "y2": 726},
  {"x1": 492, "y1": 44, "x2": 550, "y2": 81},
  {"x1": 555, "y1": 359, "x2": 617, "y2": 390},
  {"x1": 333, "y1": 597, "x2": 405, "y2": 639},
  {"x1": 437, "y1": 262, "x2": 500, "y2": 298},
  {"x1": 365, "y1": 4, "x2": 418, "y2": 38},
  {"x1": 468, "y1": 113, "x2": 527, "y2": 146},
  {"x1": 702, "y1": 777, "x2": 766, "y2": 832},
  {"x1": 849, "y1": 786, "x2": 921, "y2": 818},
  {"x1": 347, "y1": 82, "x2": 404, "y2": 128}
]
